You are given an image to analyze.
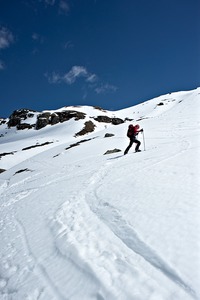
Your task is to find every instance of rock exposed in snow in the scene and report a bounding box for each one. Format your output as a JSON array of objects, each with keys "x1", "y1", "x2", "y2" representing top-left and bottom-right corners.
[
  {"x1": 75, "y1": 120, "x2": 96, "y2": 136},
  {"x1": 104, "y1": 133, "x2": 115, "y2": 138},
  {"x1": 104, "y1": 148, "x2": 121, "y2": 155},
  {"x1": 94, "y1": 115, "x2": 124, "y2": 125},
  {"x1": 4, "y1": 107, "x2": 124, "y2": 132}
]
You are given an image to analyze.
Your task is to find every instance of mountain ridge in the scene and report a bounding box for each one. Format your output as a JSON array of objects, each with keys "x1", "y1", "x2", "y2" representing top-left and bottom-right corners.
[{"x1": 0, "y1": 87, "x2": 199, "y2": 172}]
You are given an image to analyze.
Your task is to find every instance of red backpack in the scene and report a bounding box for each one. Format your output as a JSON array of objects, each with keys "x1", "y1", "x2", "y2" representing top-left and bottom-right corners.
[{"x1": 127, "y1": 125, "x2": 135, "y2": 137}]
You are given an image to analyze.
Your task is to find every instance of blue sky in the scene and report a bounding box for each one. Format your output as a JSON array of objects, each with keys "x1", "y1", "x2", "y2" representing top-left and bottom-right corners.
[{"x1": 0, "y1": 0, "x2": 199, "y2": 118}]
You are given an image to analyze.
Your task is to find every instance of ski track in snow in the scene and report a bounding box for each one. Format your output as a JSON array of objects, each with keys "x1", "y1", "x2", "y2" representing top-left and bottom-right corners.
[
  {"x1": 50, "y1": 123, "x2": 198, "y2": 299},
  {"x1": 51, "y1": 185, "x2": 125, "y2": 299},
  {"x1": 51, "y1": 147, "x2": 197, "y2": 300},
  {"x1": 0, "y1": 167, "x2": 107, "y2": 300},
  {"x1": 84, "y1": 159, "x2": 197, "y2": 299},
  {"x1": 15, "y1": 219, "x2": 66, "y2": 300}
]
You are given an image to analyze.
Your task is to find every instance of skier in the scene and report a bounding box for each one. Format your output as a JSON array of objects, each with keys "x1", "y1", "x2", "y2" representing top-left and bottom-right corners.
[{"x1": 124, "y1": 124, "x2": 143, "y2": 155}]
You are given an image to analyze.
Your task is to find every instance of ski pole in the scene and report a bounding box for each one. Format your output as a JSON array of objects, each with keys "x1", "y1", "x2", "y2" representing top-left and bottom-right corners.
[{"x1": 142, "y1": 130, "x2": 146, "y2": 151}]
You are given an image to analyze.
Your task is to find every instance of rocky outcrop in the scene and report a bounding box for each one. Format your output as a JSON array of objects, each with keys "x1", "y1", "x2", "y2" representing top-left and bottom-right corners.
[
  {"x1": 35, "y1": 115, "x2": 50, "y2": 130},
  {"x1": 75, "y1": 121, "x2": 96, "y2": 136},
  {"x1": 6, "y1": 109, "x2": 87, "y2": 130},
  {"x1": 17, "y1": 123, "x2": 34, "y2": 130},
  {"x1": 104, "y1": 148, "x2": 121, "y2": 155},
  {"x1": 4, "y1": 107, "x2": 125, "y2": 133},
  {"x1": 56, "y1": 111, "x2": 86, "y2": 123},
  {"x1": 94, "y1": 115, "x2": 124, "y2": 125},
  {"x1": 8, "y1": 109, "x2": 36, "y2": 128},
  {"x1": 94, "y1": 115, "x2": 111, "y2": 123},
  {"x1": 111, "y1": 118, "x2": 124, "y2": 125},
  {"x1": 50, "y1": 113, "x2": 60, "y2": 125},
  {"x1": 35, "y1": 110, "x2": 86, "y2": 130}
]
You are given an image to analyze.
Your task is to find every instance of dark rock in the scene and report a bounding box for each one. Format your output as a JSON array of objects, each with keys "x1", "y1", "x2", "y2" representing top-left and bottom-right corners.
[
  {"x1": 136, "y1": 117, "x2": 149, "y2": 121},
  {"x1": 65, "y1": 137, "x2": 97, "y2": 151},
  {"x1": 9, "y1": 108, "x2": 36, "y2": 119},
  {"x1": 94, "y1": 115, "x2": 112, "y2": 123},
  {"x1": 36, "y1": 117, "x2": 49, "y2": 130},
  {"x1": 50, "y1": 113, "x2": 60, "y2": 125},
  {"x1": 94, "y1": 116, "x2": 124, "y2": 125},
  {"x1": 22, "y1": 141, "x2": 53, "y2": 151},
  {"x1": 39, "y1": 112, "x2": 51, "y2": 119},
  {"x1": 35, "y1": 112, "x2": 52, "y2": 129},
  {"x1": 125, "y1": 117, "x2": 133, "y2": 121},
  {"x1": 7, "y1": 108, "x2": 88, "y2": 130},
  {"x1": 157, "y1": 102, "x2": 164, "y2": 106},
  {"x1": 14, "y1": 168, "x2": 31, "y2": 175},
  {"x1": 17, "y1": 123, "x2": 34, "y2": 130},
  {"x1": 8, "y1": 117, "x2": 21, "y2": 127},
  {"x1": 70, "y1": 111, "x2": 86, "y2": 121},
  {"x1": 0, "y1": 151, "x2": 16, "y2": 159},
  {"x1": 28, "y1": 113, "x2": 34, "y2": 118},
  {"x1": 111, "y1": 118, "x2": 124, "y2": 125},
  {"x1": 104, "y1": 148, "x2": 121, "y2": 155},
  {"x1": 7, "y1": 109, "x2": 36, "y2": 128},
  {"x1": 75, "y1": 121, "x2": 96, "y2": 136},
  {"x1": 104, "y1": 133, "x2": 115, "y2": 138},
  {"x1": 0, "y1": 168, "x2": 6, "y2": 173},
  {"x1": 57, "y1": 110, "x2": 86, "y2": 123}
]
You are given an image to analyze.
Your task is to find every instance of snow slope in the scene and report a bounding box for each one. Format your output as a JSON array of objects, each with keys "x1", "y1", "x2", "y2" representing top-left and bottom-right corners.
[{"x1": 0, "y1": 88, "x2": 200, "y2": 300}]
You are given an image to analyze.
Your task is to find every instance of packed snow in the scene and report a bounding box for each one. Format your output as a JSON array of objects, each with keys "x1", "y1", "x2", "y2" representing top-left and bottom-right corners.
[{"x1": 0, "y1": 88, "x2": 200, "y2": 300}]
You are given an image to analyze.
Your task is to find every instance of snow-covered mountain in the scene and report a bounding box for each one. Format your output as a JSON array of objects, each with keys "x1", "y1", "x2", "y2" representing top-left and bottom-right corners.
[{"x1": 0, "y1": 88, "x2": 200, "y2": 300}]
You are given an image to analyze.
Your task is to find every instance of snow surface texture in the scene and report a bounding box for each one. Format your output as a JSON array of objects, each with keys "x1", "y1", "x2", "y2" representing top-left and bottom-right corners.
[{"x1": 0, "y1": 88, "x2": 200, "y2": 300}]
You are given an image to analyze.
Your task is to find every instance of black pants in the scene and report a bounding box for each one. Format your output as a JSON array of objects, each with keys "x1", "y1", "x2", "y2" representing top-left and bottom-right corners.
[{"x1": 124, "y1": 136, "x2": 141, "y2": 154}]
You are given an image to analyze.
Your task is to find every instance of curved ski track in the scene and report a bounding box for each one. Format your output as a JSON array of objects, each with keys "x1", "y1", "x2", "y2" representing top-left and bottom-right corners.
[{"x1": 83, "y1": 150, "x2": 197, "y2": 299}]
